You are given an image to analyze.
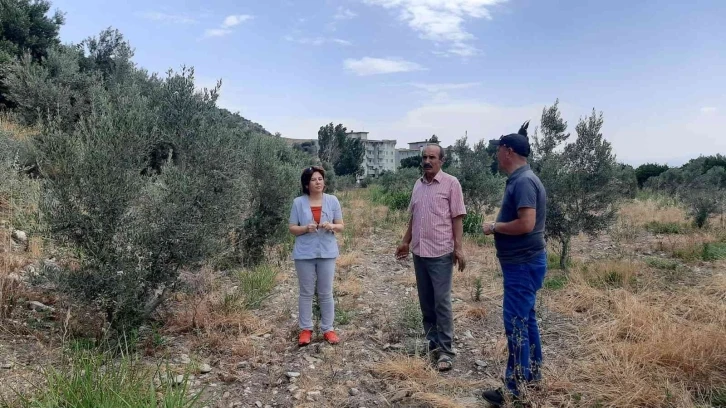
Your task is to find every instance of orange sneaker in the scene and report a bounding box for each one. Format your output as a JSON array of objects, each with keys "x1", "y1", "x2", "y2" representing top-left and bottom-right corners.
[
  {"x1": 298, "y1": 330, "x2": 312, "y2": 347},
  {"x1": 323, "y1": 330, "x2": 340, "y2": 345}
]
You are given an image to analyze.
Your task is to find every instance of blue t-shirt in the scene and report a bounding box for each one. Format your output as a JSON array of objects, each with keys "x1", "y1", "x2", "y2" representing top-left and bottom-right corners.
[{"x1": 494, "y1": 164, "x2": 547, "y2": 263}]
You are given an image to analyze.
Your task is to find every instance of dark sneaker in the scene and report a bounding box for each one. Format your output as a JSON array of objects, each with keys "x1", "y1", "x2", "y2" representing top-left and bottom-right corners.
[{"x1": 481, "y1": 388, "x2": 505, "y2": 407}]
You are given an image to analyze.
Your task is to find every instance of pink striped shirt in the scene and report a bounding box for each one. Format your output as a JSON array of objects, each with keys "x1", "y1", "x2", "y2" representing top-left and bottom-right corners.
[{"x1": 408, "y1": 171, "x2": 466, "y2": 258}]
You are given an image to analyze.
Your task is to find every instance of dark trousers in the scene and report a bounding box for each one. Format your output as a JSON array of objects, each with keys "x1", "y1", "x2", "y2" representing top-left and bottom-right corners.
[
  {"x1": 413, "y1": 253, "x2": 455, "y2": 357},
  {"x1": 501, "y1": 250, "x2": 547, "y2": 394}
]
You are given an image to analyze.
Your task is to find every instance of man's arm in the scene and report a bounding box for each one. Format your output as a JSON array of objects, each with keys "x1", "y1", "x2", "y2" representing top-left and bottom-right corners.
[
  {"x1": 453, "y1": 215, "x2": 464, "y2": 250},
  {"x1": 491, "y1": 207, "x2": 535, "y2": 235},
  {"x1": 402, "y1": 214, "x2": 413, "y2": 245},
  {"x1": 396, "y1": 214, "x2": 413, "y2": 259}
]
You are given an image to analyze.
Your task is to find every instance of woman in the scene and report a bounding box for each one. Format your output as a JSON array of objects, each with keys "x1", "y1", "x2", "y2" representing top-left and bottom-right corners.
[{"x1": 288, "y1": 166, "x2": 344, "y2": 346}]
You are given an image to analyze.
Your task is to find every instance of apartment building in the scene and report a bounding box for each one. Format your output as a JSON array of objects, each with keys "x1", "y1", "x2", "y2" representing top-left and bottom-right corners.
[{"x1": 347, "y1": 131, "x2": 397, "y2": 179}]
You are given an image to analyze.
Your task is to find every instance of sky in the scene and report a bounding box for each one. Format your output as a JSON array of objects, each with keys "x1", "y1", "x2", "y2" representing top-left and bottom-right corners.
[{"x1": 49, "y1": 0, "x2": 726, "y2": 166}]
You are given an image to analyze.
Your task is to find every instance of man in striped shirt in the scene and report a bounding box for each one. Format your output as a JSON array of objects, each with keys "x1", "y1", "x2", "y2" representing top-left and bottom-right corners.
[{"x1": 396, "y1": 144, "x2": 466, "y2": 371}]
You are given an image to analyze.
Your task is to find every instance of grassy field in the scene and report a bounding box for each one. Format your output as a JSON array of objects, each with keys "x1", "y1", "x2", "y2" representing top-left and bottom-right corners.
[{"x1": 2, "y1": 161, "x2": 725, "y2": 407}]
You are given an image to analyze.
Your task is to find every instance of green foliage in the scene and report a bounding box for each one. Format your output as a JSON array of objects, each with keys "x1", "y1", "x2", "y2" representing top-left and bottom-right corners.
[
  {"x1": 614, "y1": 163, "x2": 638, "y2": 199},
  {"x1": 335, "y1": 135, "x2": 364, "y2": 177},
  {"x1": 371, "y1": 167, "x2": 419, "y2": 210},
  {"x1": 394, "y1": 296, "x2": 423, "y2": 338},
  {"x1": 462, "y1": 212, "x2": 483, "y2": 234},
  {"x1": 543, "y1": 274, "x2": 568, "y2": 290},
  {"x1": 399, "y1": 155, "x2": 421, "y2": 169},
  {"x1": 31, "y1": 67, "x2": 254, "y2": 333},
  {"x1": 0, "y1": 0, "x2": 64, "y2": 63},
  {"x1": 4, "y1": 44, "x2": 99, "y2": 132},
  {"x1": 236, "y1": 135, "x2": 305, "y2": 266},
  {"x1": 7, "y1": 345, "x2": 202, "y2": 408},
  {"x1": 532, "y1": 100, "x2": 621, "y2": 269},
  {"x1": 449, "y1": 137, "x2": 505, "y2": 212},
  {"x1": 235, "y1": 264, "x2": 279, "y2": 309},
  {"x1": 317, "y1": 122, "x2": 363, "y2": 177},
  {"x1": 547, "y1": 252, "x2": 571, "y2": 270},
  {"x1": 0, "y1": 128, "x2": 41, "y2": 231},
  {"x1": 710, "y1": 387, "x2": 726, "y2": 407},
  {"x1": 645, "y1": 221, "x2": 685, "y2": 234},
  {"x1": 4, "y1": 28, "x2": 299, "y2": 332},
  {"x1": 702, "y1": 242, "x2": 726, "y2": 262},
  {"x1": 635, "y1": 163, "x2": 669, "y2": 188},
  {"x1": 472, "y1": 276, "x2": 483, "y2": 301},
  {"x1": 684, "y1": 167, "x2": 725, "y2": 228},
  {"x1": 646, "y1": 155, "x2": 726, "y2": 228},
  {"x1": 0, "y1": 0, "x2": 65, "y2": 107},
  {"x1": 644, "y1": 257, "x2": 679, "y2": 271},
  {"x1": 335, "y1": 304, "x2": 353, "y2": 326}
]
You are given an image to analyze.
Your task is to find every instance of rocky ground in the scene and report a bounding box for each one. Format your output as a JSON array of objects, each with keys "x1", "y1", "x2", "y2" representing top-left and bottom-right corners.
[{"x1": 2, "y1": 196, "x2": 724, "y2": 408}]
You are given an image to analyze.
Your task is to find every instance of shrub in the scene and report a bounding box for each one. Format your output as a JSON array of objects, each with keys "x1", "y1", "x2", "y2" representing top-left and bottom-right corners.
[
  {"x1": 702, "y1": 242, "x2": 726, "y2": 262},
  {"x1": 235, "y1": 264, "x2": 279, "y2": 309},
  {"x1": 543, "y1": 274, "x2": 568, "y2": 290},
  {"x1": 463, "y1": 212, "x2": 483, "y2": 234},
  {"x1": 645, "y1": 221, "x2": 684, "y2": 234},
  {"x1": 9, "y1": 346, "x2": 203, "y2": 407},
  {"x1": 644, "y1": 257, "x2": 679, "y2": 270},
  {"x1": 235, "y1": 136, "x2": 305, "y2": 267},
  {"x1": 31, "y1": 68, "x2": 266, "y2": 334}
]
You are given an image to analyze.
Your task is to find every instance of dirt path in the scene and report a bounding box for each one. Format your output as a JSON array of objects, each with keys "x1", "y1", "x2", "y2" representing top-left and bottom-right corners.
[{"x1": 154, "y1": 218, "x2": 579, "y2": 408}]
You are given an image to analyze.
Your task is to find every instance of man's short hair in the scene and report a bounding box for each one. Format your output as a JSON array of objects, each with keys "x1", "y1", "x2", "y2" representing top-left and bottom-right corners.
[{"x1": 424, "y1": 143, "x2": 445, "y2": 160}]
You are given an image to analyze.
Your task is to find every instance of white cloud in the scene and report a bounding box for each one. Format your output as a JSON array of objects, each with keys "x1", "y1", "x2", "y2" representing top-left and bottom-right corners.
[
  {"x1": 334, "y1": 7, "x2": 358, "y2": 20},
  {"x1": 203, "y1": 14, "x2": 253, "y2": 38},
  {"x1": 222, "y1": 14, "x2": 253, "y2": 28},
  {"x1": 284, "y1": 36, "x2": 352, "y2": 46},
  {"x1": 344, "y1": 57, "x2": 424, "y2": 76},
  {"x1": 701, "y1": 106, "x2": 718, "y2": 114},
  {"x1": 139, "y1": 11, "x2": 196, "y2": 24},
  {"x1": 363, "y1": 0, "x2": 505, "y2": 56}
]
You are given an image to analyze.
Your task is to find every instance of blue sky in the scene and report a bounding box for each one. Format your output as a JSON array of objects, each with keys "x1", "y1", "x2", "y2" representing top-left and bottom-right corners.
[{"x1": 50, "y1": 0, "x2": 725, "y2": 165}]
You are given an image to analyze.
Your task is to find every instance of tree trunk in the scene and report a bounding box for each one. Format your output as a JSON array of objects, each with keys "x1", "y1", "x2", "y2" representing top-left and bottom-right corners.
[{"x1": 560, "y1": 237, "x2": 571, "y2": 271}]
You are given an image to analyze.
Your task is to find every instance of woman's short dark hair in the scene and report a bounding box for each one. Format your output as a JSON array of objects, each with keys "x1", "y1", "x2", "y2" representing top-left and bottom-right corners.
[{"x1": 301, "y1": 166, "x2": 326, "y2": 195}]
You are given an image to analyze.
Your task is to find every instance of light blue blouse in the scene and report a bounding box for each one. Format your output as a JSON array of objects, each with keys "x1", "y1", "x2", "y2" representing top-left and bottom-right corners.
[{"x1": 289, "y1": 194, "x2": 343, "y2": 260}]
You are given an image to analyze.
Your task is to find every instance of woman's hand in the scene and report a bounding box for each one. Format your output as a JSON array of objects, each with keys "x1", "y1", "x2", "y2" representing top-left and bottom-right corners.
[
  {"x1": 320, "y1": 221, "x2": 335, "y2": 232},
  {"x1": 306, "y1": 223, "x2": 318, "y2": 233}
]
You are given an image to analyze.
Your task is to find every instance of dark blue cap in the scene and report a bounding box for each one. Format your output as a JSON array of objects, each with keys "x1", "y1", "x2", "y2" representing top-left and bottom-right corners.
[{"x1": 492, "y1": 120, "x2": 530, "y2": 157}]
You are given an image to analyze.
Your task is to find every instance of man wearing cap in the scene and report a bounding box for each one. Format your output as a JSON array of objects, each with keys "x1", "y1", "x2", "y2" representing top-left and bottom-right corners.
[{"x1": 481, "y1": 121, "x2": 548, "y2": 406}]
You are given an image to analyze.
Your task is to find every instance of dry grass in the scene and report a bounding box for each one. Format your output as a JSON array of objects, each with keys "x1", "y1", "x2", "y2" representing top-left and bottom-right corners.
[
  {"x1": 579, "y1": 259, "x2": 643, "y2": 289},
  {"x1": 1, "y1": 228, "x2": 30, "y2": 319},
  {"x1": 546, "y1": 266, "x2": 726, "y2": 407},
  {"x1": 372, "y1": 354, "x2": 438, "y2": 383},
  {"x1": 371, "y1": 355, "x2": 485, "y2": 407},
  {"x1": 336, "y1": 251, "x2": 361, "y2": 269},
  {"x1": 619, "y1": 198, "x2": 688, "y2": 227},
  {"x1": 335, "y1": 273, "x2": 362, "y2": 298},
  {"x1": 652, "y1": 232, "x2": 718, "y2": 261},
  {"x1": 410, "y1": 392, "x2": 475, "y2": 408},
  {"x1": 0, "y1": 113, "x2": 37, "y2": 140}
]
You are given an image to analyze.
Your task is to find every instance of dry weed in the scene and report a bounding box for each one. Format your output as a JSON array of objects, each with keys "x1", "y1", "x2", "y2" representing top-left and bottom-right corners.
[
  {"x1": 336, "y1": 251, "x2": 361, "y2": 269},
  {"x1": 619, "y1": 199, "x2": 688, "y2": 227},
  {"x1": 335, "y1": 274, "x2": 362, "y2": 298},
  {"x1": 410, "y1": 391, "x2": 471, "y2": 408},
  {"x1": 371, "y1": 354, "x2": 437, "y2": 382}
]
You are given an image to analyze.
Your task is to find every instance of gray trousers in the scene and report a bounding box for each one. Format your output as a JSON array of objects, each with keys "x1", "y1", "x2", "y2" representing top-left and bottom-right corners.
[
  {"x1": 294, "y1": 258, "x2": 336, "y2": 332},
  {"x1": 413, "y1": 253, "x2": 455, "y2": 357}
]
